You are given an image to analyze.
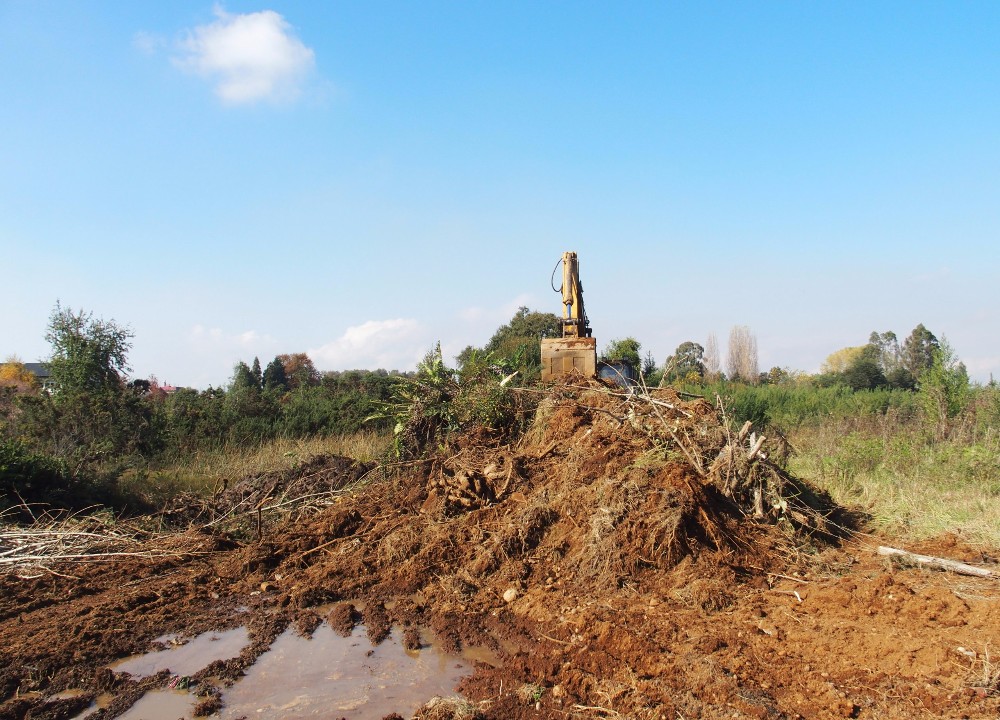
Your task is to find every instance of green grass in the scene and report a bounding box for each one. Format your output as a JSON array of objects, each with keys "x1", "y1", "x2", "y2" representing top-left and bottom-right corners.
[{"x1": 787, "y1": 415, "x2": 1000, "y2": 546}]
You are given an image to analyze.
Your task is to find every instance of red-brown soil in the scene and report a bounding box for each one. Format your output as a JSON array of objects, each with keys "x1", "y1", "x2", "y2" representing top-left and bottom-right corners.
[{"x1": 1, "y1": 383, "x2": 998, "y2": 719}]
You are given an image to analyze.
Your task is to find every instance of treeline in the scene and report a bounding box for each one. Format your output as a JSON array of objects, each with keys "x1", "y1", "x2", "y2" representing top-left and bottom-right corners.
[
  {"x1": 0, "y1": 306, "x2": 400, "y2": 508},
  {"x1": 2, "y1": 304, "x2": 997, "y2": 511},
  {"x1": 147, "y1": 358, "x2": 398, "y2": 454}
]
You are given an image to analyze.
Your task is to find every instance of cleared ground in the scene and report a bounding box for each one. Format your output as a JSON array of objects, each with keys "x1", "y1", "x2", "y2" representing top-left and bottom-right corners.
[{"x1": 2, "y1": 383, "x2": 998, "y2": 719}]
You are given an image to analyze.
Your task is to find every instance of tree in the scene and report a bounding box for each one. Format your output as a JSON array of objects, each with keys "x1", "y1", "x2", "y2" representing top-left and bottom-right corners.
[
  {"x1": 842, "y1": 345, "x2": 888, "y2": 391},
  {"x1": 919, "y1": 339, "x2": 969, "y2": 439},
  {"x1": 263, "y1": 357, "x2": 289, "y2": 392},
  {"x1": 601, "y1": 337, "x2": 642, "y2": 372},
  {"x1": 703, "y1": 333, "x2": 721, "y2": 381},
  {"x1": 482, "y1": 307, "x2": 561, "y2": 372},
  {"x1": 821, "y1": 346, "x2": 865, "y2": 375},
  {"x1": 641, "y1": 351, "x2": 659, "y2": 383},
  {"x1": 901, "y1": 324, "x2": 939, "y2": 380},
  {"x1": 765, "y1": 367, "x2": 790, "y2": 385},
  {"x1": 278, "y1": 353, "x2": 320, "y2": 389},
  {"x1": 250, "y1": 357, "x2": 263, "y2": 390},
  {"x1": 868, "y1": 331, "x2": 901, "y2": 374},
  {"x1": 458, "y1": 307, "x2": 562, "y2": 379},
  {"x1": 726, "y1": 326, "x2": 759, "y2": 384},
  {"x1": 12, "y1": 305, "x2": 152, "y2": 474},
  {"x1": 229, "y1": 361, "x2": 257, "y2": 391},
  {"x1": 485, "y1": 307, "x2": 562, "y2": 351},
  {"x1": 661, "y1": 341, "x2": 705, "y2": 385},
  {"x1": 45, "y1": 302, "x2": 133, "y2": 394}
]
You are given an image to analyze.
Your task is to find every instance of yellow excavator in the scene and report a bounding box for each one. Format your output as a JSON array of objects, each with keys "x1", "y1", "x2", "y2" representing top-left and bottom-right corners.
[{"x1": 540, "y1": 251, "x2": 598, "y2": 381}]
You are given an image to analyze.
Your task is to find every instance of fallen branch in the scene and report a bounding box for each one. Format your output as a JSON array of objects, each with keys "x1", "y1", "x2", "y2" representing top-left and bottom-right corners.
[
  {"x1": 877, "y1": 545, "x2": 995, "y2": 579},
  {"x1": 0, "y1": 521, "x2": 203, "y2": 575}
]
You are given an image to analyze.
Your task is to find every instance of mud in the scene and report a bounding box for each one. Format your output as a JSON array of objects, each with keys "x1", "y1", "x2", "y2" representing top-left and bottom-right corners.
[{"x1": 1, "y1": 382, "x2": 999, "y2": 719}]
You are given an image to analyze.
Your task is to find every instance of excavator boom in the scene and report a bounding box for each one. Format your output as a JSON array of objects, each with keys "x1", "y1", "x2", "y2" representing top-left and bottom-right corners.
[{"x1": 559, "y1": 251, "x2": 592, "y2": 339}]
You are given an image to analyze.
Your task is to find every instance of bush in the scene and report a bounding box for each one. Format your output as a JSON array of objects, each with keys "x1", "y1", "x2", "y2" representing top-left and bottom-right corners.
[{"x1": 0, "y1": 438, "x2": 74, "y2": 509}]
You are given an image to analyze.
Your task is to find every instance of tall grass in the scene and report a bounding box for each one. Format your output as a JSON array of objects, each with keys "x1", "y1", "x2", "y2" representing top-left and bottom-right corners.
[
  {"x1": 675, "y1": 381, "x2": 1000, "y2": 545},
  {"x1": 783, "y1": 389, "x2": 1000, "y2": 546},
  {"x1": 119, "y1": 431, "x2": 392, "y2": 503}
]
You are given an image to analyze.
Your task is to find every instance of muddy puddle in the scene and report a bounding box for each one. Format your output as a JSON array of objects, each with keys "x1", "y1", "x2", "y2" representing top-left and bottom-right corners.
[
  {"x1": 219, "y1": 623, "x2": 476, "y2": 719},
  {"x1": 111, "y1": 627, "x2": 250, "y2": 678},
  {"x1": 72, "y1": 622, "x2": 479, "y2": 720}
]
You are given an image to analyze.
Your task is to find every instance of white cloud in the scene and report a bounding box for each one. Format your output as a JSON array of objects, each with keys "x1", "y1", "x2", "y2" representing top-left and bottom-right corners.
[
  {"x1": 310, "y1": 319, "x2": 428, "y2": 371},
  {"x1": 173, "y1": 7, "x2": 315, "y2": 104}
]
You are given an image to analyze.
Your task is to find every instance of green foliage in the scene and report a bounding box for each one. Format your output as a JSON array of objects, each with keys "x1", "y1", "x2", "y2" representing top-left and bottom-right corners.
[
  {"x1": 468, "y1": 307, "x2": 561, "y2": 380},
  {"x1": 263, "y1": 357, "x2": 289, "y2": 391},
  {"x1": 13, "y1": 387, "x2": 157, "y2": 474},
  {"x1": 918, "y1": 339, "x2": 970, "y2": 439},
  {"x1": 485, "y1": 307, "x2": 562, "y2": 351},
  {"x1": 45, "y1": 302, "x2": 133, "y2": 394},
  {"x1": 377, "y1": 344, "x2": 530, "y2": 459},
  {"x1": 685, "y1": 381, "x2": 919, "y2": 432},
  {"x1": 8, "y1": 306, "x2": 154, "y2": 476},
  {"x1": 230, "y1": 361, "x2": 257, "y2": 391},
  {"x1": 250, "y1": 357, "x2": 263, "y2": 389},
  {"x1": 376, "y1": 344, "x2": 461, "y2": 458},
  {"x1": 601, "y1": 337, "x2": 642, "y2": 372},
  {"x1": 842, "y1": 344, "x2": 887, "y2": 391},
  {"x1": 0, "y1": 438, "x2": 73, "y2": 508},
  {"x1": 661, "y1": 341, "x2": 704, "y2": 385},
  {"x1": 155, "y1": 387, "x2": 228, "y2": 453},
  {"x1": 901, "y1": 323, "x2": 939, "y2": 379}
]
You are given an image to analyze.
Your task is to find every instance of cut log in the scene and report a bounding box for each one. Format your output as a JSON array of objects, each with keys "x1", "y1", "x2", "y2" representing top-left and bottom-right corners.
[{"x1": 877, "y1": 545, "x2": 995, "y2": 578}]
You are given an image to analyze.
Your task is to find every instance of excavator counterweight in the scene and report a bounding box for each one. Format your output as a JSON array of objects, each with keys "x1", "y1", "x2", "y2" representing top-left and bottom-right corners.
[{"x1": 540, "y1": 251, "x2": 598, "y2": 381}]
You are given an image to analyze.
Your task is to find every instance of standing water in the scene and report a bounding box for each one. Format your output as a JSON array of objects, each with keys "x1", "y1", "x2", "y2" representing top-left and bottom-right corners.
[{"x1": 221, "y1": 623, "x2": 474, "y2": 718}]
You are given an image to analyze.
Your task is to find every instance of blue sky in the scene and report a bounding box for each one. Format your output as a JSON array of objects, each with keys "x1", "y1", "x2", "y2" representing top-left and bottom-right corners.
[{"x1": 2, "y1": 2, "x2": 998, "y2": 387}]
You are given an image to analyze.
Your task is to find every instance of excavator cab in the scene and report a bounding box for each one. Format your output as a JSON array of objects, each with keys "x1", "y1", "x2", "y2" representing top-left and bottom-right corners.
[{"x1": 540, "y1": 251, "x2": 598, "y2": 381}]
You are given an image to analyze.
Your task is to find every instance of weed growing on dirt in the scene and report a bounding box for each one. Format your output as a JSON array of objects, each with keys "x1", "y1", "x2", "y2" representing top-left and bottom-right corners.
[
  {"x1": 966, "y1": 644, "x2": 1000, "y2": 696},
  {"x1": 517, "y1": 683, "x2": 544, "y2": 703}
]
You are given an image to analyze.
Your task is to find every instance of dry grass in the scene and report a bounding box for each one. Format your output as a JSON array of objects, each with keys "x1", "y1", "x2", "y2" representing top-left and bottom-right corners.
[
  {"x1": 413, "y1": 695, "x2": 485, "y2": 720},
  {"x1": 122, "y1": 432, "x2": 391, "y2": 501},
  {"x1": 0, "y1": 509, "x2": 200, "y2": 577},
  {"x1": 964, "y1": 643, "x2": 1000, "y2": 696}
]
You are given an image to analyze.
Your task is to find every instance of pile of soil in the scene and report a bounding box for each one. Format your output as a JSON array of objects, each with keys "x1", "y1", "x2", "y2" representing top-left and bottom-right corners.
[{"x1": 1, "y1": 381, "x2": 999, "y2": 720}]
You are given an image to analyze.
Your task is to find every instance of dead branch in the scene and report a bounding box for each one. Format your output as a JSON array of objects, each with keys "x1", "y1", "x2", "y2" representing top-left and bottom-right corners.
[{"x1": 877, "y1": 546, "x2": 995, "y2": 579}]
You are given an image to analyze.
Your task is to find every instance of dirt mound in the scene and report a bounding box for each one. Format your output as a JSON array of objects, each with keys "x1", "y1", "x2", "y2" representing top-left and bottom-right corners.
[{"x1": 2, "y1": 380, "x2": 999, "y2": 720}]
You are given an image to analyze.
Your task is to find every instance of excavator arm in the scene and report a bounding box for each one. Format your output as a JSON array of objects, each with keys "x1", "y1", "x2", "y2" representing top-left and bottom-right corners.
[
  {"x1": 541, "y1": 251, "x2": 597, "y2": 380},
  {"x1": 558, "y1": 251, "x2": 592, "y2": 339}
]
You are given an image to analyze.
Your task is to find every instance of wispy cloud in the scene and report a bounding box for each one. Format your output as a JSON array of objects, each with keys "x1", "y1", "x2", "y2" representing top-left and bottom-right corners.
[
  {"x1": 173, "y1": 6, "x2": 315, "y2": 104},
  {"x1": 457, "y1": 293, "x2": 536, "y2": 327},
  {"x1": 310, "y1": 319, "x2": 428, "y2": 371},
  {"x1": 189, "y1": 324, "x2": 276, "y2": 353},
  {"x1": 132, "y1": 30, "x2": 165, "y2": 56},
  {"x1": 184, "y1": 324, "x2": 279, "y2": 387}
]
